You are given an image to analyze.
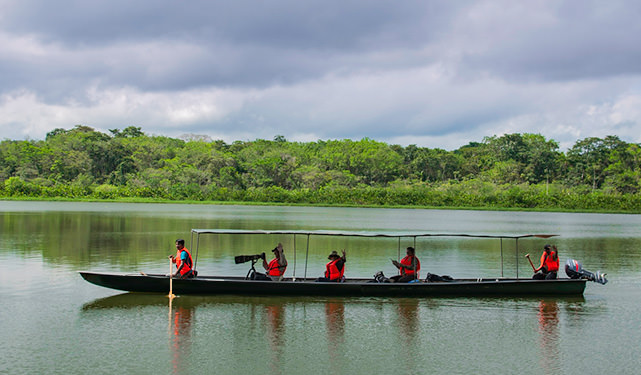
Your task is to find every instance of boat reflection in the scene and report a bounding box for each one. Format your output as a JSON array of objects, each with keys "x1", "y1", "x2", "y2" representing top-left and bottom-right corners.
[
  {"x1": 397, "y1": 298, "x2": 420, "y2": 374},
  {"x1": 169, "y1": 299, "x2": 193, "y2": 375},
  {"x1": 264, "y1": 303, "x2": 286, "y2": 375},
  {"x1": 325, "y1": 299, "x2": 345, "y2": 375},
  {"x1": 537, "y1": 299, "x2": 559, "y2": 375},
  {"x1": 82, "y1": 293, "x2": 211, "y2": 310}
]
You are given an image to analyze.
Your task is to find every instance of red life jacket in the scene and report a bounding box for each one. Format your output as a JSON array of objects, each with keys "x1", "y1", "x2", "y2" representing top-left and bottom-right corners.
[
  {"x1": 540, "y1": 251, "x2": 559, "y2": 272},
  {"x1": 400, "y1": 255, "x2": 421, "y2": 277},
  {"x1": 267, "y1": 258, "x2": 287, "y2": 277},
  {"x1": 325, "y1": 259, "x2": 344, "y2": 281},
  {"x1": 175, "y1": 248, "x2": 193, "y2": 276}
]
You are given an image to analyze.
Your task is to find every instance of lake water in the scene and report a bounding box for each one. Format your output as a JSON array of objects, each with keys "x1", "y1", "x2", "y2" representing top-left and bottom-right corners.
[{"x1": 1, "y1": 201, "x2": 640, "y2": 374}]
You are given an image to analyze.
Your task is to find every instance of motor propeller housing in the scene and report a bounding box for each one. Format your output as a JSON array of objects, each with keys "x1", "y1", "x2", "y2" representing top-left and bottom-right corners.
[{"x1": 565, "y1": 258, "x2": 608, "y2": 285}]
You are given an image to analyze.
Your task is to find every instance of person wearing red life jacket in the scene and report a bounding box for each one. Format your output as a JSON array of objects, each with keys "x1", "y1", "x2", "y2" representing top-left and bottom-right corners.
[
  {"x1": 532, "y1": 244, "x2": 559, "y2": 280},
  {"x1": 262, "y1": 242, "x2": 288, "y2": 281},
  {"x1": 169, "y1": 239, "x2": 195, "y2": 279},
  {"x1": 316, "y1": 250, "x2": 347, "y2": 282},
  {"x1": 391, "y1": 246, "x2": 421, "y2": 282}
]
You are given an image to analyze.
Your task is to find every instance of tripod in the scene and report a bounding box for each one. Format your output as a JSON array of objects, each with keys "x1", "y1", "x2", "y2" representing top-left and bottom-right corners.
[{"x1": 245, "y1": 258, "x2": 258, "y2": 280}]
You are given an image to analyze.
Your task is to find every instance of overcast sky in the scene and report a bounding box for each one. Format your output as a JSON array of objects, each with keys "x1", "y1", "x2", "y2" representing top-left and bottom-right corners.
[{"x1": 1, "y1": 0, "x2": 640, "y2": 150}]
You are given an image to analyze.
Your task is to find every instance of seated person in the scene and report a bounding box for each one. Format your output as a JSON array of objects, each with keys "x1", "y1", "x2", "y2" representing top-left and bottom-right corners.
[
  {"x1": 262, "y1": 243, "x2": 288, "y2": 281},
  {"x1": 316, "y1": 250, "x2": 347, "y2": 282},
  {"x1": 390, "y1": 246, "x2": 421, "y2": 283},
  {"x1": 169, "y1": 239, "x2": 195, "y2": 279},
  {"x1": 532, "y1": 244, "x2": 559, "y2": 280}
]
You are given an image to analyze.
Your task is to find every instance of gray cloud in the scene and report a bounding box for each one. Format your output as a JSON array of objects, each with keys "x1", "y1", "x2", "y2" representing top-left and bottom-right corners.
[{"x1": 1, "y1": 0, "x2": 640, "y2": 149}]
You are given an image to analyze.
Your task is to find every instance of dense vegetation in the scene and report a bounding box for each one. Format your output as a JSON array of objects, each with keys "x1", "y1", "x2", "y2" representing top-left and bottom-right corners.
[{"x1": 2, "y1": 125, "x2": 640, "y2": 211}]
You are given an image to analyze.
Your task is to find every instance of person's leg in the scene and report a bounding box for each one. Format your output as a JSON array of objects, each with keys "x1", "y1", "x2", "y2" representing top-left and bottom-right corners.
[
  {"x1": 532, "y1": 272, "x2": 546, "y2": 280},
  {"x1": 545, "y1": 271, "x2": 557, "y2": 280},
  {"x1": 398, "y1": 274, "x2": 417, "y2": 283},
  {"x1": 389, "y1": 275, "x2": 402, "y2": 282}
]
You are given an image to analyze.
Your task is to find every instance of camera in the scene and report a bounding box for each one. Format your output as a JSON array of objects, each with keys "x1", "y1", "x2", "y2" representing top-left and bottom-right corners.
[{"x1": 234, "y1": 252, "x2": 265, "y2": 264}]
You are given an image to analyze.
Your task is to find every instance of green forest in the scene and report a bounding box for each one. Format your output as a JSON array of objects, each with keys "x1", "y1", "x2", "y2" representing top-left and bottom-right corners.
[{"x1": 2, "y1": 125, "x2": 641, "y2": 212}]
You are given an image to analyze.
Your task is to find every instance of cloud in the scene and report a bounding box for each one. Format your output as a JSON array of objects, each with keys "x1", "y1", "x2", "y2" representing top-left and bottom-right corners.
[{"x1": 1, "y1": 0, "x2": 640, "y2": 149}]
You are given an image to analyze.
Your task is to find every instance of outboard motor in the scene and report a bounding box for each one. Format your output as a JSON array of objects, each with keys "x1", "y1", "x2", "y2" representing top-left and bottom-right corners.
[{"x1": 565, "y1": 259, "x2": 608, "y2": 285}]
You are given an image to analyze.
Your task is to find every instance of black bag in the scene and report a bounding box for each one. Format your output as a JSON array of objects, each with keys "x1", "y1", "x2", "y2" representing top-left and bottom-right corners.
[
  {"x1": 425, "y1": 273, "x2": 453, "y2": 282},
  {"x1": 369, "y1": 271, "x2": 390, "y2": 283}
]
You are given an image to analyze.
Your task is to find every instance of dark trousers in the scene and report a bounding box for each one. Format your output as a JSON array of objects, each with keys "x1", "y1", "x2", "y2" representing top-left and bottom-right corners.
[
  {"x1": 532, "y1": 271, "x2": 557, "y2": 280},
  {"x1": 315, "y1": 277, "x2": 341, "y2": 282},
  {"x1": 390, "y1": 274, "x2": 418, "y2": 283}
]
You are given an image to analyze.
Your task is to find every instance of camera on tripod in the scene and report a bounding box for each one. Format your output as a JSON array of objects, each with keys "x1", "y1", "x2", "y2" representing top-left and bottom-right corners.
[{"x1": 234, "y1": 252, "x2": 266, "y2": 264}]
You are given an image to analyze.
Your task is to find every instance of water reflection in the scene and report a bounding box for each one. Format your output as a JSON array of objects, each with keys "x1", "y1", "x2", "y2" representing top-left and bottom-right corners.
[
  {"x1": 264, "y1": 303, "x2": 286, "y2": 375},
  {"x1": 537, "y1": 300, "x2": 559, "y2": 375},
  {"x1": 325, "y1": 299, "x2": 345, "y2": 375},
  {"x1": 6, "y1": 203, "x2": 641, "y2": 278},
  {"x1": 397, "y1": 299, "x2": 420, "y2": 375},
  {"x1": 169, "y1": 300, "x2": 193, "y2": 375}
]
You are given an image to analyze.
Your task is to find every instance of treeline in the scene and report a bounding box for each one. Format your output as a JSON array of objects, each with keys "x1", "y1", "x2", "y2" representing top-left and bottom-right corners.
[{"x1": 1, "y1": 125, "x2": 640, "y2": 211}]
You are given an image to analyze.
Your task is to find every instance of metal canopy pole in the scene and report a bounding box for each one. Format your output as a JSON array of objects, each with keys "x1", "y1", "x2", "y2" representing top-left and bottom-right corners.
[
  {"x1": 293, "y1": 234, "x2": 297, "y2": 281},
  {"x1": 500, "y1": 238, "x2": 503, "y2": 278},
  {"x1": 515, "y1": 238, "x2": 519, "y2": 279},
  {"x1": 304, "y1": 234, "x2": 310, "y2": 280},
  {"x1": 191, "y1": 230, "x2": 200, "y2": 271}
]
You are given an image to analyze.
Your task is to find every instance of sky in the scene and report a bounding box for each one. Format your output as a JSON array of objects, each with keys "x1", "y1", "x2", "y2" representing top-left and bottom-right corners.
[{"x1": 1, "y1": 0, "x2": 640, "y2": 150}]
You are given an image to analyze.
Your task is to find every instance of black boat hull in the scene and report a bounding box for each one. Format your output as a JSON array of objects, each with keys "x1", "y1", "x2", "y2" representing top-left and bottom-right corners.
[{"x1": 79, "y1": 272, "x2": 587, "y2": 297}]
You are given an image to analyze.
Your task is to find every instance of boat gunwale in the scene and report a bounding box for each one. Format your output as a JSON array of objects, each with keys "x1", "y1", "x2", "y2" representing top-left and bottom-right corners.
[{"x1": 79, "y1": 271, "x2": 585, "y2": 285}]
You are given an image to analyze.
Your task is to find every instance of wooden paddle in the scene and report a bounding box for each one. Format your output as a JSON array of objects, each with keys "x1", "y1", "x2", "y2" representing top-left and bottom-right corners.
[
  {"x1": 524, "y1": 253, "x2": 536, "y2": 272},
  {"x1": 168, "y1": 257, "x2": 176, "y2": 299}
]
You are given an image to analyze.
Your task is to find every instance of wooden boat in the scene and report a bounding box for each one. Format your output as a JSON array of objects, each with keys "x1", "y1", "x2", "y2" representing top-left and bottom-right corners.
[
  {"x1": 79, "y1": 229, "x2": 590, "y2": 297},
  {"x1": 80, "y1": 271, "x2": 586, "y2": 296}
]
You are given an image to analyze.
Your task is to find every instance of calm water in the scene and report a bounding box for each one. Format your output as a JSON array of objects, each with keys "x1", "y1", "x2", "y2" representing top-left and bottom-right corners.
[{"x1": 1, "y1": 201, "x2": 640, "y2": 374}]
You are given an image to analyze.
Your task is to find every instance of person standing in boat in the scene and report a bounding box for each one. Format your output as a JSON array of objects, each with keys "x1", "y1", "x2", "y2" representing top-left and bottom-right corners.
[
  {"x1": 262, "y1": 243, "x2": 288, "y2": 281},
  {"x1": 316, "y1": 250, "x2": 347, "y2": 282},
  {"x1": 532, "y1": 244, "x2": 559, "y2": 280},
  {"x1": 390, "y1": 246, "x2": 421, "y2": 282},
  {"x1": 169, "y1": 239, "x2": 195, "y2": 279}
]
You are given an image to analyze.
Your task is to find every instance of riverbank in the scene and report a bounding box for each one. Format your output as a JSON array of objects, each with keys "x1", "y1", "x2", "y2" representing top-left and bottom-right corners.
[{"x1": 3, "y1": 194, "x2": 640, "y2": 214}]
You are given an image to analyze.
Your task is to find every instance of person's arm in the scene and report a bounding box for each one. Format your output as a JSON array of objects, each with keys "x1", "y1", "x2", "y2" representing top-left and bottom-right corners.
[
  {"x1": 535, "y1": 253, "x2": 547, "y2": 272},
  {"x1": 278, "y1": 252, "x2": 287, "y2": 267},
  {"x1": 174, "y1": 262, "x2": 184, "y2": 277},
  {"x1": 410, "y1": 257, "x2": 418, "y2": 272},
  {"x1": 173, "y1": 251, "x2": 189, "y2": 276}
]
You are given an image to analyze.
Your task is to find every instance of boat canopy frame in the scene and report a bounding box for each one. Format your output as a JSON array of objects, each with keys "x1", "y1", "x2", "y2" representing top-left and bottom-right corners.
[{"x1": 189, "y1": 229, "x2": 557, "y2": 280}]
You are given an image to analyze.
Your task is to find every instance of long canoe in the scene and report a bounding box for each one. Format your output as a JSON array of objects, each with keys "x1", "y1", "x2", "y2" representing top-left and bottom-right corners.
[
  {"x1": 79, "y1": 272, "x2": 587, "y2": 297},
  {"x1": 80, "y1": 229, "x2": 597, "y2": 297}
]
